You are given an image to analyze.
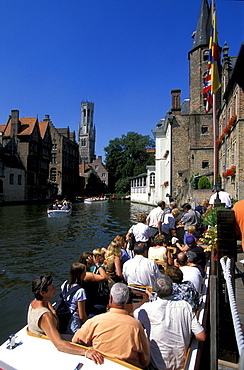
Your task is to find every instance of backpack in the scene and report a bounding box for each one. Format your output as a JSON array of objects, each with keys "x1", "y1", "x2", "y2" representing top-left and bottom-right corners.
[{"x1": 54, "y1": 281, "x2": 80, "y2": 333}]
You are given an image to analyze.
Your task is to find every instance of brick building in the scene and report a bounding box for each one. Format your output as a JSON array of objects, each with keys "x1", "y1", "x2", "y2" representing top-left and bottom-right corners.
[
  {"x1": 218, "y1": 43, "x2": 244, "y2": 200},
  {"x1": 44, "y1": 115, "x2": 79, "y2": 200},
  {"x1": 0, "y1": 110, "x2": 52, "y2": 201}
]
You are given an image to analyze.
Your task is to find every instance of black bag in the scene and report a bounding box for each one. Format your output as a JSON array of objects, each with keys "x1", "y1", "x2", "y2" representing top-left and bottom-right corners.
[{"x1": 54, "y1": 281, "x2": 80, "y2": 333}]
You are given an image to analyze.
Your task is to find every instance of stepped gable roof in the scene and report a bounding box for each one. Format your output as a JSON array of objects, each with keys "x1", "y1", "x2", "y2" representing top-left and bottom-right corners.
[
  {"x1": 0, "y1": 125, "x2": 5, "y2": 132},
  {"x1": 38, "y1": 121, "x2": 49, "y2": 139},
  {"x1": 4, "y1": 117, "x2": 38, "y2": 136},
  {"x1": 191, "y1": 0, "x2": 211, "y2": 52}
]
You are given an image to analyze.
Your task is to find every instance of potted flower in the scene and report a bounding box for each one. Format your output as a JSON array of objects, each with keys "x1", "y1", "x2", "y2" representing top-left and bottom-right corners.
[
  {"x1": 163, "y1": 181, "x2": 169, "y2": 187},
  {"x1": 163, "y1": 150, "x2": 169, "y2": 159}
]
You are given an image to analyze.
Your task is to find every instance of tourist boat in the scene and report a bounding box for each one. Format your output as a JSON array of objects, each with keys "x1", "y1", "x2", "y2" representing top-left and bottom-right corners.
[
  {"x1": 47, "y1": 207, "x2": 72, "y2": 217},
  {"x1": 0, "y1": 326, "x2": 141, "y2": 370},
  {"x1": 84, "y1": 197, "x2": 108, "y2": 204},
  {"x1": 0, "y1": 267, "x2": 210, "y2": 370}
]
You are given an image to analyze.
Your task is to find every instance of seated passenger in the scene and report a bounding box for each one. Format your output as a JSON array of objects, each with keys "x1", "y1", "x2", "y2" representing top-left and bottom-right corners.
[
  {"x1": 134, "y1": 276, "x2": 205, "y2": 370},
  {"x1": 165, "y1": 265, "x2": 201, "y2": 312},
  {"x1": 104, "y1": 241, "x2": 123, "y2": 284},
  {"x1": 113, "y1": 234, "x2": 131, "y2": 266},
  {"x1": 175, "y1": 252, "x2": 203, "y2": 293},
  {"x1": 79, "y1": 252, "x2": 109, "y2": 316},
  {"x1": 126, "y1": 213, "x2": 152, "y2": 246},
  {"x1": 72, "y1": 283, "x2": 150, "y2": 368},
  {"x1": 148, "y1": 234, "x2": 173, "y2": 265},
  {"x1": 123, "y1": 242, "x2": 162, "y2": 290},
  {"x1": 27, "y1": 275, "x2": 103, "y2": 364},
  {"x1": 59, "y1": 263, "x2": 87, "y2": 334}
]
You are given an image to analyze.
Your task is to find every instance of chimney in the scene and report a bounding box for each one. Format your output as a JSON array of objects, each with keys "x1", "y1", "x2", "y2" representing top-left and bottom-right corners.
[
  {"x1": 171, "y1": 90, "x2": 181, "y2": 115},
  {"x1": 10, "y1": 110, "x2": 20, "y2": 137},
  {"x1": 44, "y1": 114, "x2": 50, "y2": 121}
]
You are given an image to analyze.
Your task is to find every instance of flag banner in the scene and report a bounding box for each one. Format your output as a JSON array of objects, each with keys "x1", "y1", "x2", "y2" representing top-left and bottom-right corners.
[{"x1": 203, "y1": 4, "x2": 221, "y2": 113}]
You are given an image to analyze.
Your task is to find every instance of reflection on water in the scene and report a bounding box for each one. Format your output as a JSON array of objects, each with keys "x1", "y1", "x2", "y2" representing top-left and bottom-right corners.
[{"x1": 0, "y1": 200, "x2": 153, "y2": 344}]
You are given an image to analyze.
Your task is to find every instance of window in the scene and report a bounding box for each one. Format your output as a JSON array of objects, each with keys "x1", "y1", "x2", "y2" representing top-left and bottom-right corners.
[
  {"x1": 50, "y1": 168, "x2": 57, "y2": 182},
  {"x1": 51, "y1": 153, "x2": 57, "y2": 164},
  {"x1": 52, "y1": 140, "x2": 57, "y2": 150},
  {"x1": 9, "y1": 174, "x2": 14, "y2": 185},
  {"x1": 101, "y1": 173, "x2": 106, "y2": 177},
  {"x1": 81, "y1": 139, "x2": 86, "y2": 146},
  {"x1": 150, "y1": 173, "x2": 155, "y2": 186},
  {"x1": 201, "y1": 126, "x2": 208, "y2": 135},
  {"x1": 18, "y1": 175, "x2": 22, "y2": 185},
  {"x1": 203, "y1": 50, "x2": 209, "y2": 61},
  {"x1": 202, "y1": 161, "x2": 209, "y2": 169},
  {"x1": 95, "y1": 165, "x2": 98, "y2": 170}
]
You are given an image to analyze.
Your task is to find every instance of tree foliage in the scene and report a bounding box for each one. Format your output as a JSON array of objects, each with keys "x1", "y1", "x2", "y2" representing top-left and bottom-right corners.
[
  {"x1": 104, "y1": 131, "x2": 155, "y2": 192},
  {"x1": 198, "y1": 175, "x2": 211, "y2": 189}
]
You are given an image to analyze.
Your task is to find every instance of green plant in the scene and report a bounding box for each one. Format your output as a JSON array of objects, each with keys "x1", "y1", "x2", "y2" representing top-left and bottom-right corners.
[
  {"x1": 202, "y1": 206, "x2": 225, "y2": 227},
  {"x1": 198, "y1": 176, "x2": 211, "y2": 189},
  {"x1": 200, "y1": 226, "x2": 217, "y2": 251}
]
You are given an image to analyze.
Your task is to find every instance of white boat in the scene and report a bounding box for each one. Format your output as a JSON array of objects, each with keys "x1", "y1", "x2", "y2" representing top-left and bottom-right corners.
[
  {"x1": 0, "y1": 326, "x2": 140, "y2": 370},
  {"x1": 47, "y1": 207, "x2": 72, "y2": 217},
  {"x1": 84, "y1": 198, "x2": 108, "y2": 204}
]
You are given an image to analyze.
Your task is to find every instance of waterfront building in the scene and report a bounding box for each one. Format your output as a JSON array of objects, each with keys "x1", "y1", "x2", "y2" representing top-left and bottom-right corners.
[
  {"x1": 0, "y1": 110, "x2": 52, "y2": 201},
  {"x1": 218, "y1": 43, "x2": 244, "y2": 200},
  {"x1": 131, "y1": 0, "x2": 215, "y2": 206},
  {"x1": 78, "y1": 101, "x2": 96, "y2": 164},
  {"x1": 44, "y1": 115, "x2": 79, "y2": 200}
]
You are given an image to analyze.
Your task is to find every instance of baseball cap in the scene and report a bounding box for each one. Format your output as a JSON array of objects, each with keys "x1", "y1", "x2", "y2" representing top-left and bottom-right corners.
[{"x1": 185, "y1": 235, "x2": 196, "y2": 246}]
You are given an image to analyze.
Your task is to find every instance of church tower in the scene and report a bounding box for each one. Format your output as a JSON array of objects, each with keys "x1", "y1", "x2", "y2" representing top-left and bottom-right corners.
[
  {"x1": 189, "y1": 0, "x2": 211, "y2": 114},
  {"x1": 78, "y1": 101, "x2": 96, "y2": 163}
]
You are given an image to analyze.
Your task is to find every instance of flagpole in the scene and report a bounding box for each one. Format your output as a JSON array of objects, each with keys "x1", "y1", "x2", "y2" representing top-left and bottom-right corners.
[{"x1": 213, "y1": 93, "x2": 218, "y2": 185}]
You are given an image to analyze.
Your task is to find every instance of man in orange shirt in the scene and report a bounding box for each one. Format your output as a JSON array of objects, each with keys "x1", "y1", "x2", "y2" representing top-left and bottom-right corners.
[
  {"x1": 233, "y1": 199, "x2": 244, "y2": 251},
  {"x1": 72, "y1": 283, "x2": 150, "y2": 368}
]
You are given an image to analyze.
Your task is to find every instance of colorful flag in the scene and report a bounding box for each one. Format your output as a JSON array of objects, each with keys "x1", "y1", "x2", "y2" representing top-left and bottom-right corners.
[{"x1": 203, "y1": 5, "x2": 221, "y2": 113}]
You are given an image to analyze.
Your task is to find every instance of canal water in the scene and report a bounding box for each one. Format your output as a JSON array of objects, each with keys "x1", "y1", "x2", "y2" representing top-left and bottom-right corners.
[{"x1": 0, "y1": 200, "x2": 153, "y2": 345}]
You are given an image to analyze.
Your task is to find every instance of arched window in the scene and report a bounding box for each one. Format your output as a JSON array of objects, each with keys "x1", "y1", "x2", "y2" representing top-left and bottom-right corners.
[
  {"x1": 50, "y1": 168, "x2": 57, "y2": 182},
  {"x1": 150, "y1": 173, "x2": 155, "y2": 186}
]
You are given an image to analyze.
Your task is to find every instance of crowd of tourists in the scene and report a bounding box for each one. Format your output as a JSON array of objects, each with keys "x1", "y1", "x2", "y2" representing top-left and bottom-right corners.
[{"x1": 28, "y1": 190, "x2": 237, "y2": 369}]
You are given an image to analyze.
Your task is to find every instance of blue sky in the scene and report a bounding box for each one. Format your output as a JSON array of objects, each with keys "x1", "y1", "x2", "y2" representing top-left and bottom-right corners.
[{"x1": 0, "y1": 0, "x2": 243, "y2": 159}]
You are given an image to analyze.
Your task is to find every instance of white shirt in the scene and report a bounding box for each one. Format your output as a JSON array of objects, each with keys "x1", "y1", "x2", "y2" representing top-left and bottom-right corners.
[
  {"x1": 161, "y1": 213, "x2": 175, "y2": 234},
  {"x1": 134, "y1": 298, "x2": 204, "y2": 370},
  {"x1": 146, "y1": 206, "x2": 164, "y2": 228},
  {"x1": 128, "y1": 222, "x2": 152, "y2": 242},
  {"x1": 209, "y1": 191, "x2": 232, "y2": 208},
  {"x1": 122, "y1": 255, "x2": 162, "y2": 290},
  {"x1": 180, "y1": 266, "x2": 202, "y2": 293}
]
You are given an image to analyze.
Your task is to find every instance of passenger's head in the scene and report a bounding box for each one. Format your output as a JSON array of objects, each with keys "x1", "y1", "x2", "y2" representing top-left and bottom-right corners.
[
  {"x1": 185, "y1": 235, "x2": 196, "y2": 247},
  {"x1": 32, "y1": 275, "x2": 53, "y2": 301},
  {"x1": 165, "y1": 266, "x2": 183, "y2": 284},
  {"x1": 186, "y1": 250, "x2": 197, "y2": 263},
  {"x1": 79, "y1": 251, "x2": 93, "y2": 268},
  {"x1": 136, "y1": 213, "x2": 147, "y2": 223},
  {"x1": 155, "y1": 276, "x2": 173, "y2": 299},
  {"x1": 110, "y1": 283, "x2": 129, "y2": 307},
  {"x1": 134, "y1": 242, "x2": 148, "y2": 255},
  {"x1": 183, "y1": 203, "x2": 191, "y2": 211},
  {"x1": 154, "y1": 234, "x2": 166, "y2": 246},
  {"x1": 170, "y1": 201, "x2": 177, "y2": 209},
  {"x1": 68, "y1": 262, "x2": 86, "y2": 286},
  {"x1": 171, "y1": 208, "x2": 180, "y2": 218},
  {"x1": 177, "y1": 252, "x2": 188, "y2": 266},
  {"x1": 105, "y1": 241, "x2": 122, "y2": 259},
  {"x1": 92, "y1": 248, "x2": 105, "y2": 264},
  {"x1": 114, "y1": 234, "x2": 126, "y2": 249},
  {"x1": 200, "y1": 199, "x2": 209, "y2": 207},
  {"x1": 157, "y1": 200, "x2": 165, "y2": 209},
  {"x1": 187, "y1": 225, "x2": 196, "y2": 235}
]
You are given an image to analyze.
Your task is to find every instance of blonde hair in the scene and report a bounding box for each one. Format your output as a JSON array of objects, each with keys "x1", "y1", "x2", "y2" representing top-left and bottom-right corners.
[
  {"x1": 187, "y1": 225, "x2": 196, "y2": 234},
  {"x1": 171, "y1": 208, "x2": 180, "y2": 218},
  {"x1": 105, "y1": 241, "x2": 122, "y2": 259},
  {"x1": 200, "y1": 199, "x2": 209, "y2": 207},
  {"x1": 92, "y1": 248, "x2": 105, "y2": 256},
  {"x1": 136, "y1": 213, "x2": 147, "y2": 223}
]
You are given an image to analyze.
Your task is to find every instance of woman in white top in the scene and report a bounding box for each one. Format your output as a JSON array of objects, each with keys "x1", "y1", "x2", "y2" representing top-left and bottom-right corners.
[
  {"x1": 60, "y1": 262, "x2": 87, "y2": 334},
  {"x1": 148, "y1": 234, "x2": 173, "y2": 265}
]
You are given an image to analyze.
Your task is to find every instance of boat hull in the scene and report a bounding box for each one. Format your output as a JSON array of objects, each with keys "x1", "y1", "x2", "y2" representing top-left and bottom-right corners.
[
  {"x1": 0, "y1": 326, "x2": 139, "y2": 370},
  {"x1": 84, "y1": 199, "x2": 108, "y2": 204},
  {"x1": 47, "y1": 209, "x2": 72, "y2": 217}
]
